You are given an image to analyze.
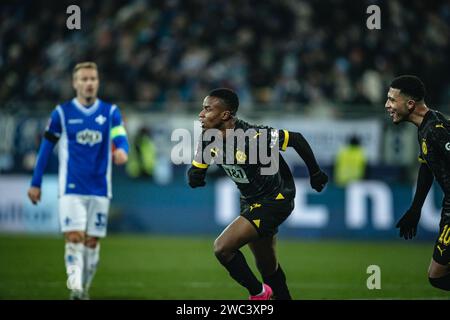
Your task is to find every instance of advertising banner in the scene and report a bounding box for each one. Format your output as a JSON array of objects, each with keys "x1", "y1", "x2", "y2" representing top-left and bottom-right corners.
[{"x1": 0, "y1": 175, "x2": 443, "y2": 241}]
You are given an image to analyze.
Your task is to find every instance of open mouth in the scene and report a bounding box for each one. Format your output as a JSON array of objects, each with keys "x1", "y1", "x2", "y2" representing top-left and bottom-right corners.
[{"x1": 387, "y1": 110, "x2": 396, "y2": 119}]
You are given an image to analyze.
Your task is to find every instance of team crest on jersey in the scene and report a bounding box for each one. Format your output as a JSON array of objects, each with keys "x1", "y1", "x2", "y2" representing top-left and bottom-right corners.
[
  {"x1": 235, "y1": 150, "x2": 247, "y2": 163},
  {"x1": 95, "y1": 114, "x2": 107, "y2": 125},
  {"x1": 76, "y1": 129, "x2": 103, "y2": 146},
  {"x1": 422, "y1": 139, "x2": 428, "y2": 155}
]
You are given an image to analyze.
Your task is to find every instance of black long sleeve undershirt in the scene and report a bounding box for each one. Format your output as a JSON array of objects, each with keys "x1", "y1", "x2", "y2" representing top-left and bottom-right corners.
[
  {"x1": 411, "y1": 163, "x2": 434, "y2": 211},
  {"x1": 286, "y1": 131, "x2": 320, "y2": 175}
]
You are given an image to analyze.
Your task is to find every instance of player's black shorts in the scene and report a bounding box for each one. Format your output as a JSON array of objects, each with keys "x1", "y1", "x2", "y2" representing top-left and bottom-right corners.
[
  {"x1": 240, "y1": 196, "x2": 294, "y2": 238},
  {"x1": 432, "y1": 206, "x2": 450, "y2": 265}
]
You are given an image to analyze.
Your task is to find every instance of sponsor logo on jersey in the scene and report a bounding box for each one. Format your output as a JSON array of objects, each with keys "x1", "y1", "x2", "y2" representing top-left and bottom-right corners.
[
  {"x1": 445, "y1": 142, "x2": 450, "y2": 151},
  {"x1": 68, "y1": 119, "x2": 83, "y2": 124},
  {"x1": 436, "y1": 245, "x2": 446, "y2": 256},
  {"x1": 95, "y1": 114, "x2": 107, "y2": 125},
  {"x1": 76, "y1": 129, "x2": 103, "y2": 146}
]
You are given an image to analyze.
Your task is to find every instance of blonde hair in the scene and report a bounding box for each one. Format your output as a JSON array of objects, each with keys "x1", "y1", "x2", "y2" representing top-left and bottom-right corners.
[{"x1": 72, "y1": 62, "x2": 98, "y2": 77}]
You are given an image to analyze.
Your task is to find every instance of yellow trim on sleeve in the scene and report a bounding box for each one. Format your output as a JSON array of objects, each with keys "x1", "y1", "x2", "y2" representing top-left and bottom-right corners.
[
  {"x1": 192, "y1": 160, "x2": 209, "y2": 169},
  {"x1": 111, "y1": 125, "x2": 127, "y2": 138},
  {"x1": 418, "y1": 156, "x2": 427, "y2": 164},
  {"x1": 281, "y1": 130, "x2": 289, "y2": 151}
]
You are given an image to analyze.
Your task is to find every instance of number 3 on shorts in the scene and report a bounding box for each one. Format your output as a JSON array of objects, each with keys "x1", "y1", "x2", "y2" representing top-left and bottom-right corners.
[{"x1": 95, "y1": 213, "x2": 107, "y2": 229}]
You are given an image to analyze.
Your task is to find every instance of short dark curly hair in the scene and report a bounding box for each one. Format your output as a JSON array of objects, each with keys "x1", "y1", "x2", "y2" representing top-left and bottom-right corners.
[
  {"x1": 208, "y1": 88, "x2": 239, "y2": 115},
  {"x1": 390, "y1": 75, "x2": 426, "y2": 101}
]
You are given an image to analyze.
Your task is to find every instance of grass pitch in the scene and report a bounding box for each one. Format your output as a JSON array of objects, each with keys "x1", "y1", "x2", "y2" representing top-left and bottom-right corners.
[{"x1": 0, "y1": 234, "x2": 448, "y2": 300}]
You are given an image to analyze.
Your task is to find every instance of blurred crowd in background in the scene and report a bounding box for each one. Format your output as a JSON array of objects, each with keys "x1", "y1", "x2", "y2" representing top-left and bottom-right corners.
[
  {"x1": 0, "y1": 0, "x2": 449, "y2": 180},
  {"x1": 1, "y1": 0, "x2": 449, "y2": 114}
]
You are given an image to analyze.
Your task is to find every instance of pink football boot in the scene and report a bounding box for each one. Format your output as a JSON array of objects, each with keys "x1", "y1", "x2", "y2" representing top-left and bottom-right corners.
[{"x1": 249, "y1": 284, "x2": 273, "y2": 300}]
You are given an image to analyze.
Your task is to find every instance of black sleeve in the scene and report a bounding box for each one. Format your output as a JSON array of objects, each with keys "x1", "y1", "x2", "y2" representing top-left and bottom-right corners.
[
  {"x1": 192, "y1": 134, "x2": 210, "y2": 170},
  {"x1": 410, "y1": 163, "x2": 434, "y2": 211},
  {"x1": 286, "y1": 131, "x2": 320, "y2": 175}
]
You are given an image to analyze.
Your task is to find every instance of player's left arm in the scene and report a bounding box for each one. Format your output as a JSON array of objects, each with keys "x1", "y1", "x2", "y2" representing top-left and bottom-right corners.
[
  {"x1": 396, "y1": 163, "x2": 433, "y2": 240},
  {"x1": 111, "y1": 106, "x2": 129, "y2": 165},
  {"x1": 280, "y1": 129, "x2": 328, "y2": 192}
]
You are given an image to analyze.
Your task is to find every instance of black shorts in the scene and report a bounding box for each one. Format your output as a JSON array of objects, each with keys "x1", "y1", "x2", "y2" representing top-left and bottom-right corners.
[
  {"x1": 432, "y1": 210, "x2": 450, "y2": 265},
  {"x1": 240, "y1": 197, "x2": 294, "y2": 238}
]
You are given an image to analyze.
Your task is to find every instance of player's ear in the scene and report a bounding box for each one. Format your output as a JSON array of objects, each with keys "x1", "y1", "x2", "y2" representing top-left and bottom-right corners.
[
  {"x1": 406, "y1": 99, "x2": 416, "y2": 112},
  {"x1": 222, "y1": 110, "x2": 231, "y2": 121}
]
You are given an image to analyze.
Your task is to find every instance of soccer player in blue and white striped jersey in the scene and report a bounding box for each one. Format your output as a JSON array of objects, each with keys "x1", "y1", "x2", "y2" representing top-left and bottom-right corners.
[{"x1": 28, "y1": 62, "x2": 129, "y2": 299}]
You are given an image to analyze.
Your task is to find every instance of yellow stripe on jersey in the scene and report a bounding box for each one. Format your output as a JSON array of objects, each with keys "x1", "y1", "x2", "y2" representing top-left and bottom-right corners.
[
  {"x1": 111, "y1": 125, "x2": 127, "y2": 139},
  {"x1": 281, "y1": 130, "x2": 289, "y2": 151},
  {"x1": 192, "y1": 160, "x2": 209, "y2": 169}
]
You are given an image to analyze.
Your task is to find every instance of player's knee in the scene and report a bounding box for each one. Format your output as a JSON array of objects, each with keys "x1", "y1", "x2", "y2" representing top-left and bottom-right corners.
[
  {"x1": 65, "y1": 231, "x2": 84, "y2": 243},
  {"x1": 85, "y1": 236, "x2": 99, "y2": 248},
  {"x1": 428, "y1": 261, "x2": 449, "y2": 279},
  {"x1": 213, "y1": 239, "x2": 233, "y2": 263}
]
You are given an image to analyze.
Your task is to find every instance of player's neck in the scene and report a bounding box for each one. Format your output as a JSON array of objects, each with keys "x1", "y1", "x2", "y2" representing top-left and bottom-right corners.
[
  {"x1": 76, "y1": 96, "x2": 97, "y2": 107},
  {"x1": 219, "y1": 118, "x2": 237, "y2": 138},
  {"x1": 409, "y1": 104, "x2": 429, "y2": 127}
]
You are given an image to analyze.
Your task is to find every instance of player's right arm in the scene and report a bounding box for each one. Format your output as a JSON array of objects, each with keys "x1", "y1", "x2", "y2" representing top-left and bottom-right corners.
[
  {"x1": 410, "y1": 162, "x2": 434, "y2": 211},
  {"x1": 28, "y1": 108, "x2": 61, "y2": 204},
  {"x1": 396, "y1": 162, "x2": 434, "y2": 239},
  {"x1": 187, "y1": 135, "x2": 209, "y2": 188}
]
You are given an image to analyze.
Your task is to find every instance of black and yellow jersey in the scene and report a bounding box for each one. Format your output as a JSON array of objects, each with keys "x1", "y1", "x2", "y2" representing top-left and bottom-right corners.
[
  {"x1": 192, "y1": 119, "x2": 295, "y2": 202},
  {"x1": 418, "y1": 110, "x2": 450, "y2": 195}
]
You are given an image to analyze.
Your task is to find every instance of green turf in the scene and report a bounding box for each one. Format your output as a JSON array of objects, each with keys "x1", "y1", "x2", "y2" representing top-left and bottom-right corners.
[{"x1": 0, "y1": 234, "x2": 448, "y2": 300}]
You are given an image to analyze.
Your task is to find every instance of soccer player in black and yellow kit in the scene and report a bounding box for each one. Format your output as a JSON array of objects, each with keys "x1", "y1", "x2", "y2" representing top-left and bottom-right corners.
[
  {"x1": 386, "y1": 75, "x2": 450, "y2": 291},
  {"x1": 187, "y1": 88, "x2": 328, "y2": 299}
]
